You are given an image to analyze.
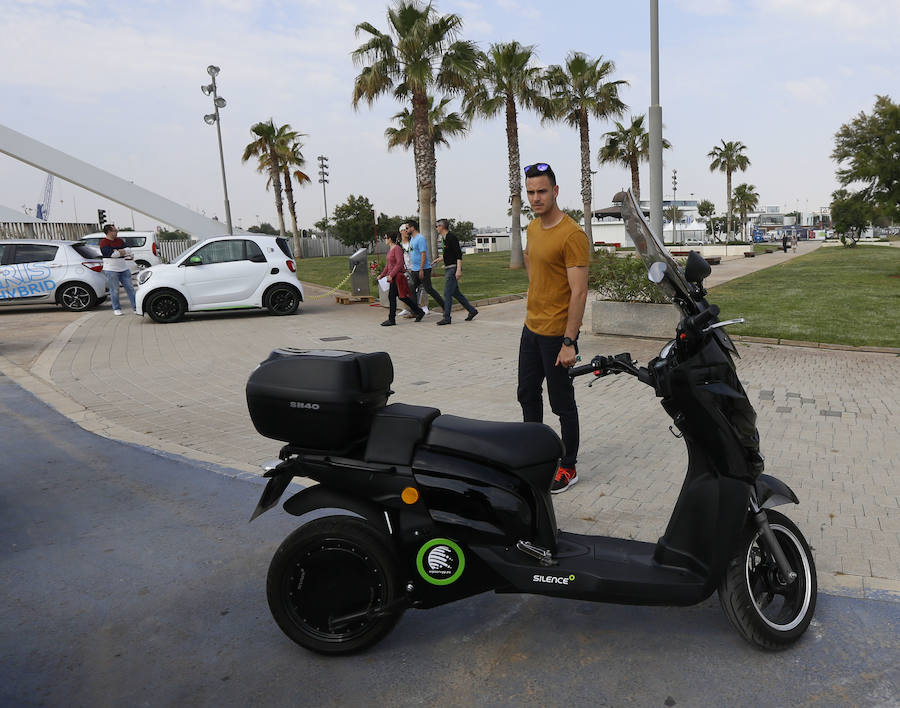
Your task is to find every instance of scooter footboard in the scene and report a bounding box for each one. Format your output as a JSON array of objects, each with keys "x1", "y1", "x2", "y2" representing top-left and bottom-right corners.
[{"x1": 470, "y1": 533, "x2": 714, "y2": 606}]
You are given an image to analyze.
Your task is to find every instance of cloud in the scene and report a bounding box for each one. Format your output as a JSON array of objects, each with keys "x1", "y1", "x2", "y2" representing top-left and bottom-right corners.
[{"x1": 782, "y1": 77, "x2": 830, "y2": 105}]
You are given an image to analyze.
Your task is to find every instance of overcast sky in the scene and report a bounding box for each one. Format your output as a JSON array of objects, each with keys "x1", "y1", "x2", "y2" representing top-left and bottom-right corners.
[{"x1": 1, "y1": 0, "x2": 897, "y2": 232}]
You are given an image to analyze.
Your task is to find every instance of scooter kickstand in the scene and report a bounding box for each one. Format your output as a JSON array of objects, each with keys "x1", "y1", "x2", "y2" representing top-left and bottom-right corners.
[{"x1": 516, "y1": 540, "x2": 557, "y2": 566}]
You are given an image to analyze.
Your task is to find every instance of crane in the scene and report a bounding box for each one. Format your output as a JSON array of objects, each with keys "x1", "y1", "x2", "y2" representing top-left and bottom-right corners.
[{"x1": 35, "y1": 174, "x2": 54, "y2": 220}]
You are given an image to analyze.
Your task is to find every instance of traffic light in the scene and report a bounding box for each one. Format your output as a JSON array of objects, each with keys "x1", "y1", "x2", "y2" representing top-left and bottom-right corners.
[{"x1": 97, "y1": 209, "x2": 107, "y2": 227}]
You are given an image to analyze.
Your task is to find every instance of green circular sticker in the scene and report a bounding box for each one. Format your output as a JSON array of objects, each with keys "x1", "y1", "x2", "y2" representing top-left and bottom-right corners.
[{"x1": 416, "y1": 538, "x2": 466, "y2": 586}]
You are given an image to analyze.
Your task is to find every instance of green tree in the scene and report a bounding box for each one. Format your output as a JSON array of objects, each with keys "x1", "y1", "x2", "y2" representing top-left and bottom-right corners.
[
  {"x1": 447, "y1": 218, "x2": 475, "y2": 242},
  {"x1": 542, "y1": 51, "x2": 628, "y2": 242},
  {"x1": 242, "y1": 119, "x2": 289, "y2": 238},
  {"x1": 830, "y1": 188, "x2": 871, "y2": 247},
  {"x1": 708, "y1": 140, "x2": 750, "y2": 240},
  {"x1": 277, "y1": 132, "x2": 312, "y2": 257},
  {"x1": 563, "y1": 207, "x2": 584, "y2": 222},
  {"x1": 248, "y1": 222, "x2": 278, "y2": 235},
  {"x1": 332, "y1": 194, "x2": 378, "y2": 248},
  {"x1": 385, "y1": 95, "x2": 468, "y2": 230},
  {"x1": 598, "y1": 114, "x2": 670, "y2": 202},
  {"x1": 732, "y1": 183, "x2": 760, "y2": 241},
  {"x1": 832, "y1": 95, "x2": 900, "y2": 222},
  {"x1": 507, "y1": 203, "x2": 533, "y2": 220},
  {"x1": 376, "y1": 212, "x2": 418, "y2": 238},
  {"x1": 697, "y1": 199, "x2": 717, "y2": 239},
  {"x1": 352, "y1": 0, "x2": 478, "y2": 257},
  {"x1": 463, "y1": 41, "x2": 544, "y2": 270},
  {"x1": 157, "y1": 228, "x2": 191, "y2": 241}
]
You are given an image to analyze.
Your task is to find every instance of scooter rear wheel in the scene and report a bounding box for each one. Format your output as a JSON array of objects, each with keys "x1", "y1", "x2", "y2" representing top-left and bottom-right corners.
[
  {"x1": 266, "y1": 517, "x2": 403, "y2": 654},
  {"x1": 718, "y1": 509, "x2": 817, "y2": 650}
]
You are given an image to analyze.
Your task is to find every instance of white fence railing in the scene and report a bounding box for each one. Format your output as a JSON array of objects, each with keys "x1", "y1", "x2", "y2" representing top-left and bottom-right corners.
[{"x1": 0, "y1": 221, "x2": 99, "y2": 240}]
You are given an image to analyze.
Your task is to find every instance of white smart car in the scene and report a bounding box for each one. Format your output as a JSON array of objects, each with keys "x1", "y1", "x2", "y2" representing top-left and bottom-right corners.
[
  {"x1": 134, "y1": 234, "x2": 303, "y2": 323},
  {"x1": 0, "y1": 239, "x2": 108, "y2": 311}
]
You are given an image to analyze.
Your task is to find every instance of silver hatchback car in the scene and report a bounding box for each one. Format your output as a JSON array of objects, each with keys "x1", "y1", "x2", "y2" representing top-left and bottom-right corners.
[{"x1": 0, "y1": 239, "x2": 108, "y2": 311}]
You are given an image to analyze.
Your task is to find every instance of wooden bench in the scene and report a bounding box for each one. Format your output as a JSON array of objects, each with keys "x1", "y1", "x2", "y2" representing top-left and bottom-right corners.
[
  {"x1": 764, "y1": 248, "x2": 774, "y2": 254},
  {"x1": 744, "y1": 251, "x2": 756, "y2": 258},
  {"x1": 670, "y1": 250, "x2": 691, "y2": 257},
  {"x1": 704, "y1": 256, "x2": 721, "y2": 265}
]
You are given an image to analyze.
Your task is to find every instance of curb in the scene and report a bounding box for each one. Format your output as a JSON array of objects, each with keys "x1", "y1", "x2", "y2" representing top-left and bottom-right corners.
[{"x1": 735, "y1": 336, "x2": 900, "y2": 355}]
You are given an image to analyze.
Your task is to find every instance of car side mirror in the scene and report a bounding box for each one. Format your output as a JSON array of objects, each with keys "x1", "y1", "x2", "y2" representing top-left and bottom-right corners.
[
  {"x1": 684, "y1": 251, "x2": 711, "y2": 286},
  {"x1": 187, "y1": 255, "x2": 203, "y2": 266}
]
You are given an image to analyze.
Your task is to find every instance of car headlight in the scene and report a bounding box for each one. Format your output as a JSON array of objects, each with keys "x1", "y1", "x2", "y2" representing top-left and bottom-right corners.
[{"x1": 138, "y1": 270, "x2": 152, "y2": 285}]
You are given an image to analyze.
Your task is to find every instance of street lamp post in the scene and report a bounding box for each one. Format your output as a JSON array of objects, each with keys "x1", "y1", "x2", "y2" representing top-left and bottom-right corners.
[
  {"x1": 317, "y1": 155, "x2": 330, "y2": 258},
  {"x1": 202, "y1": 65, "x2": 233, "y2": 235}
]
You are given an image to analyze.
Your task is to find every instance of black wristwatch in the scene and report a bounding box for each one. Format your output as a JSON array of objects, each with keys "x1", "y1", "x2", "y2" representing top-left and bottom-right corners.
[{"x1": 562, "y1": 335, "x2": 578, "y2": 347}]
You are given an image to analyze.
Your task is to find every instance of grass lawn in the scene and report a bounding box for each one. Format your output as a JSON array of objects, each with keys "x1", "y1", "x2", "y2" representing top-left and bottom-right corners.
[
  {"x1": 709, "y1": 245, "x2": 900, "y2": 347},
  {"x1": 295, "y1": 250, "x2": 529, "y2": 301}
]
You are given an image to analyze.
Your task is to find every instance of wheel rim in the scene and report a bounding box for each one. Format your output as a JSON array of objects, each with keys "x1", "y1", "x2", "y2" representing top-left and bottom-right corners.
[
  {"x1": 269, "y1": 288, "x2": 298, "y2": 314},
  {"x1": 150, "y1": 294, "x2": 180, "y2": 321},
  {"x1": 61, "y1": 285, "x2": 91, "y2": 310},
  {"x1": 745, "y1": 524, "x2": 813, "y2": 631},
  {"x1": 282, "y1": 538, "x2": 387, "y2": 644}
]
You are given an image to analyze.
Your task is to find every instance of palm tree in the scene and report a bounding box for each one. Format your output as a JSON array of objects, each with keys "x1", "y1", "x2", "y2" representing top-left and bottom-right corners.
[
  {"x1": 278, "y1": 135, "x2": 312, "y2": 258},
  {"x1": 385, "y1": 96, "x2": 468, "y2": 230},
  {"x1": 732, "y1": 183, "x2": 759, "y2": 241},
  {"x1": 598, "y1": 114, "x2": 670, "y2": 202},
  {"x1": 242, "y1": 119, "x2": 287, "y2": 238},
  {"x1": 707, "y1": 140, "x2": 750, "y2": 241},
  {"x1": 352, "y1": 0, "x2": 478, "y2": 257},
  {"x1": 463, "y1": 41, "x2": 544, "y2": 270},
  {"x1": 542, "y1": 52, "x2": 627, "y2": 242}
]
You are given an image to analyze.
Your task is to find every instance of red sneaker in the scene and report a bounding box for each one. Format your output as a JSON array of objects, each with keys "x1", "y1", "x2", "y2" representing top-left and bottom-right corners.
[{"x1": 551, "y1": 466, "x2": 578, "y2": 494}]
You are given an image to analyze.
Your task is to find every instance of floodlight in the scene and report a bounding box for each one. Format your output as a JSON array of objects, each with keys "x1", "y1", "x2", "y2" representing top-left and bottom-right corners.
[
  {"x1": 215, "y1": 97, "x2": 226, "y2": 108},
  {"x1": 201, "y1": 84, "x2": 213, "y2": 96},
  {"x1": 207, "y1": 65, "x2": 220, "y2": 77},
  {"x1": 204, "y1": 114, "x2": 217, "y2": 125}
]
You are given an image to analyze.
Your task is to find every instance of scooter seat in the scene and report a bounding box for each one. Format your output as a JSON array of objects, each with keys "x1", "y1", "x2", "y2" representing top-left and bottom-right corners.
[{"x1": 425, "y1": 414, "x2": 563, "y2": 471}]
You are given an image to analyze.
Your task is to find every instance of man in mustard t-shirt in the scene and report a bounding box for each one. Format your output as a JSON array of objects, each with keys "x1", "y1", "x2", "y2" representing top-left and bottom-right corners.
[{"x1": 519, "y1": 162, "x2": 590, "y2": 493}]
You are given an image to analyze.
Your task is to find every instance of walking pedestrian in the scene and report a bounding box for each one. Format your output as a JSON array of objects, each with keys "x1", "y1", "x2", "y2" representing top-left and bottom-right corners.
[
  {"x1": 99, "y1": 224, "x2": 136, "y2": 315},
  {"x1": 518, "y1": 162, "x2": 589, "y2": 494},
  {"x1": 434, "y1": 218, "x2": 477, "y2": 325},
  {"x1": 782, "y1": 233, "x2": 789, "y2": 253},
  {"x1": 378, "y1": 233, "x2": 425, "y2": 326},
  {"x1": 405, "y1": 221, "x2": 445, "y2": 314},
  {"x1": 791, "y1": 232, "x2": 798, "y2": 253}
]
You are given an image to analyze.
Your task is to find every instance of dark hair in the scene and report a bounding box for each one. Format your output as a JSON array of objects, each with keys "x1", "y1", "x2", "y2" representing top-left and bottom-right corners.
[
  {"x1": 385, "y1": 233, "x2": 399, "y2": 244},
  {"x1": 524, "y1": 162, "x2": 556, "y2": 186},
  {"x1": 436, "y1": 218, "x2": 449, "y2": 230},
  {"x1": 407, "y1": 219, "x2": 419, "y2": 232},
  {"x1": 102, "y1": 224, "x2": 116, "y2": 234}
]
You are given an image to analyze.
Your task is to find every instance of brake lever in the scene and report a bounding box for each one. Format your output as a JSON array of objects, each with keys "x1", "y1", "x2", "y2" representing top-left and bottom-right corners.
[{"x1": 702, "y1": 318, "x2": 745, "y2": 333}]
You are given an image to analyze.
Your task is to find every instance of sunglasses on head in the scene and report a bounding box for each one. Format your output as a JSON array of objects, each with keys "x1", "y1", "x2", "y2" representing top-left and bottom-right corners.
[{"x1": 524, "y1": 163, "x2": 551, "y2": 176}]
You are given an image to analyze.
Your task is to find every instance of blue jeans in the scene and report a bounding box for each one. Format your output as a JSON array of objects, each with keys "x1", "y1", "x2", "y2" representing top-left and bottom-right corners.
[
  {"x1": 517, "y1": 325, "x2": 579, "y2": 467},
  {"x1": 442, "y1": 269, "x2": 476, "y2": 320},
  {"x1": 105, "y1": 269, "x2": 136, "y2": 310}
]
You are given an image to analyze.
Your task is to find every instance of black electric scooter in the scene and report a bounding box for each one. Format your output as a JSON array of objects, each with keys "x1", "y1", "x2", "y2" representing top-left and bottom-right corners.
[{"x1": 248, "y1": 189, "x2": 817, "y2": 654}]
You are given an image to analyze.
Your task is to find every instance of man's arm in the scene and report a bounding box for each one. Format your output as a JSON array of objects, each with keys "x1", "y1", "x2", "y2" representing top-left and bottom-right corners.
[{"x1": 555, "y1": 265, "x2": 588, "y2": 367}]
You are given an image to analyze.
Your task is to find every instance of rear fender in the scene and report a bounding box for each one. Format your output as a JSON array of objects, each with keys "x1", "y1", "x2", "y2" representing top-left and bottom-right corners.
[
  {"x1": 755, "y1": 473, "x2": 799, "y2": 509},
  {"x1": 282, "y1": 485, "x2": 391, "y2": 535}
]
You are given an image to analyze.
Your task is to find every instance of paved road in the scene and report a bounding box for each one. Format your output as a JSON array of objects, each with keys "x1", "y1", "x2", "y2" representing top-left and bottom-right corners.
[
  {"x1": 0, "y1": 240, "x2": 897, "y2": 601},
  {"x1": 2, "y1": 375, "x2": 898, "y2": 707}
]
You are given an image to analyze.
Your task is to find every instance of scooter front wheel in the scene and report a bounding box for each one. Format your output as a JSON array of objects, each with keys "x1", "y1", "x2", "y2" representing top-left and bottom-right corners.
[
  {"x1": 718, "y1": 509, "x2": 817, "y2": 650},
  {"x1": 266, "y1": 517, "x2": 404, "y2": 654}
]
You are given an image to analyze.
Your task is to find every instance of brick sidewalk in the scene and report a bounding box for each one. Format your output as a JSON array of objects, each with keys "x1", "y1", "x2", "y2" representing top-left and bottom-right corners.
[{"x1": 1, "y1": 281, "x2": 897, "y2": 600}]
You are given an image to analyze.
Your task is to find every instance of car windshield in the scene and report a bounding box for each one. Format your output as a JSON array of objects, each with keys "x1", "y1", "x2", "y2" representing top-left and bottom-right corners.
[{"x1": 620, "y1": 189, "x2": 693, "y2": 304}]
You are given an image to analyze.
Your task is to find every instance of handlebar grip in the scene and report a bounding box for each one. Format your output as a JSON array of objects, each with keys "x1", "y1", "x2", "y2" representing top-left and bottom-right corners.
[{"x1": 569, "y1": 363, "x2": 599, "y2": 378}]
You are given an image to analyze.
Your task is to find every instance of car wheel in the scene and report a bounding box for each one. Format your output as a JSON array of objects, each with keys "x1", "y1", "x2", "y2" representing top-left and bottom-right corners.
[
  {"x1": 146, "y1": 289, "x2": 186, "y2": 323},
  {"x1": 57, "y1": 282, "x2": 98, "y2": 312},
  {"x1": 265, "y1": 284, "x2": 301, "y2": 316}
]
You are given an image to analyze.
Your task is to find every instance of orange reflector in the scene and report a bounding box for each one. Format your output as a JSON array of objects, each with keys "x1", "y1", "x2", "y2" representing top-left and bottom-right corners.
[{"x1": 401, "y1": 487, "x2": 419, "y2": 504}]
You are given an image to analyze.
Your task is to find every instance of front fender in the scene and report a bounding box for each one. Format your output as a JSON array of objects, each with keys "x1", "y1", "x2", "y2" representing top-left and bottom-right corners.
[
  {"x1": 755, "y1": 473, "x2": 799, "y2": 509},
  {"x1": 282, "y1": 485, "x2": 391, "y2": 535}
]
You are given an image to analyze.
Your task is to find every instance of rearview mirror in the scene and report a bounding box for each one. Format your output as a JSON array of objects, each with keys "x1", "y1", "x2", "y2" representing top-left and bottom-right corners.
[
  {"x1": 648, "y1": 261, "x2": 667, "y2": 283},
  {"x1": 684, "y1": 251, "x2": 710, "y2": 286},
  {"x1": 188, "y1": 255, "x2": 203, "y2": 266}
]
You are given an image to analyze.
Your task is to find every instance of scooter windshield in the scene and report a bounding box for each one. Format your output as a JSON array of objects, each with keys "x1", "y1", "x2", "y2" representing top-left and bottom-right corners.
[{"x1": 619, "y1": 189, "x2": 693, "y2": 308}]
